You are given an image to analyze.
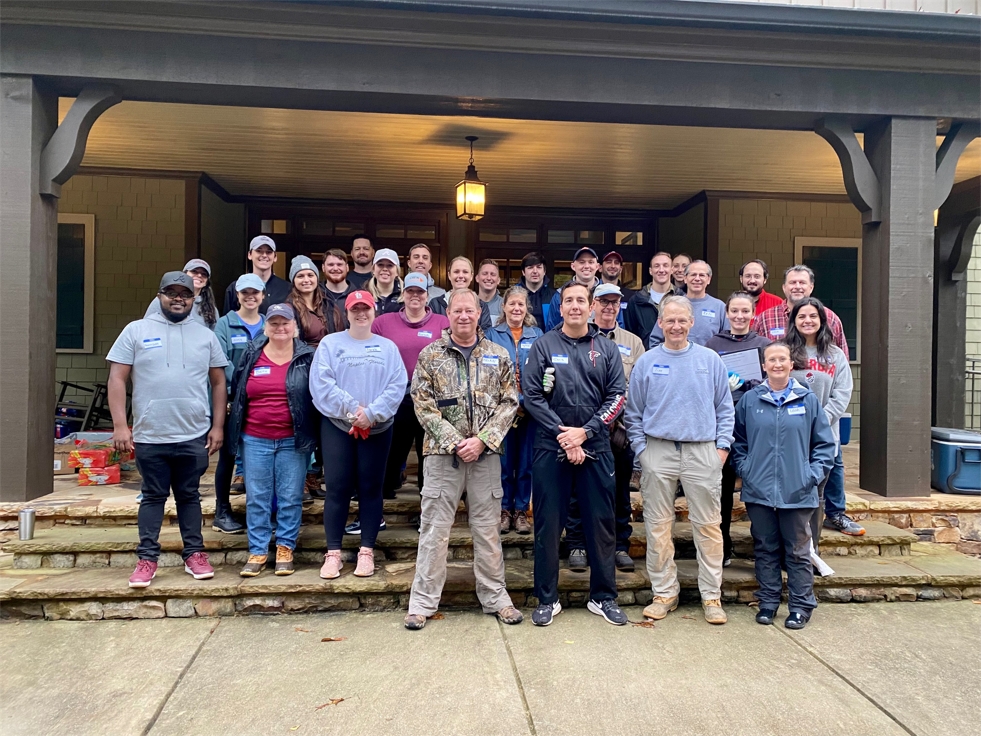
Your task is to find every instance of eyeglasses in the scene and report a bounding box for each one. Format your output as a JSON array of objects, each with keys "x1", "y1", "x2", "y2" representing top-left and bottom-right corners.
[
  {"x1": 160, "y1": 290, "x2": 192, "y2": 301},
  {"x1": 597, "y1": 299, "x2": 621, "y2": 308}
]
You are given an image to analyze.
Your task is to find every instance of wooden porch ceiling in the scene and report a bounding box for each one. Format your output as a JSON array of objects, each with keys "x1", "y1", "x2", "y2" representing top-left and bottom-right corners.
[{"x1": 68, "y1": 100, "x2": 981, "y2": 210}]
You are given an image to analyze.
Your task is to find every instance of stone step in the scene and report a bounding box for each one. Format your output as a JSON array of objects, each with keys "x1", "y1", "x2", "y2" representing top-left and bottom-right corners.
[
  {"x1": 2, "y1": 521, "x2": 915, "y2": 569},
  {"x1": 1, "y1": 543, "x2": 977, "y2": 620}
]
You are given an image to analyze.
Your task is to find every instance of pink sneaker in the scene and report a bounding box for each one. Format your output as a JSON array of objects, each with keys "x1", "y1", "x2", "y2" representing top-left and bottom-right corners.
[
  {"x1": 184, "y1": 552, "x2": 214, "y2": 580},
  {"x1": 353, "y1": 548, "x2": 375, "y2": 577},
  {"x1": 320, "y1": 550, "x2": 343, "y2": 579},
  {"x1": 128, "y1": 559, "x2": 158, "y2": 588}
]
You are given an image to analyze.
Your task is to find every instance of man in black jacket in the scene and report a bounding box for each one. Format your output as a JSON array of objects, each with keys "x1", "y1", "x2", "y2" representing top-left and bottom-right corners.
[
  {"x1": 522, "y1": 282, "x2": 628, "y2": 627},
  {"x1": 624, "y1": 251, "x2": 674, "y2": 346},
  {"x1": 516, "y1": 251, "x2": 556, "y2": 329},
  {"x1": 223, "y1": 236, "x2": 291, "y2": 315}
]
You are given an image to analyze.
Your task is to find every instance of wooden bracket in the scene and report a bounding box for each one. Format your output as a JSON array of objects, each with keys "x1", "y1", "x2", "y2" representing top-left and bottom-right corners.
[
  {"x1": 39, "y1": 85, "x2": 121, "y2": 198},
  {"x1": 935, "y1": 122, "x2": 980, "y2": 212},
  {"x1": 815, "y1": 117, "x2": 881, "y2": 225},
  {"x1": 948, "y1": 211, "x2": 980, "y2": 281}
]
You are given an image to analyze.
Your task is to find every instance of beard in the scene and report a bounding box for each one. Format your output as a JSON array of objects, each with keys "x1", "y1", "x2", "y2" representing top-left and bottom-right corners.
[
  {"x1": 744, "y1": 285, "x2": 764, "y2": 297},
  {"x1": 162, "y1": 305, "x2": 190, "y2": 323}
]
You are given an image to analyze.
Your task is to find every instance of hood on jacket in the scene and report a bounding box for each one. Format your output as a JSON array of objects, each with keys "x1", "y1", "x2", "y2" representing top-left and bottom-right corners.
[
  {"x1": 753, "y1": 378, "x2": 813, "y2": 405},
  {"x1": 399, "y1": 307, "x2": 437, "y2": 328},
  {"x1": 548, "y1": 323, "x2": 601, "y2": 343}
]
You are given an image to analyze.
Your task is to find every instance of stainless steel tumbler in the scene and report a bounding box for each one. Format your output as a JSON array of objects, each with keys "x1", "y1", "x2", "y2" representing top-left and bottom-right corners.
[{"x1": 18, "y1": 508, "x2": 36, "y2": 541}]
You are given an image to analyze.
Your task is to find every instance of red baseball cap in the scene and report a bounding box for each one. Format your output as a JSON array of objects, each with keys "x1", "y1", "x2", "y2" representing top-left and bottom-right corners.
[
  {"x1": 345, "y1": 290, "x2": 376, "y2": 310},
  {"x1": 602, "y1": 250, "x2": 623, "y2": 263}
]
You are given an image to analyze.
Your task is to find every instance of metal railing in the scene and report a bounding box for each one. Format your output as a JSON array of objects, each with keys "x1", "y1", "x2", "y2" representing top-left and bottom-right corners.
[{"x1": 968, "y1": 357, "x2": 981, "y2": 431}]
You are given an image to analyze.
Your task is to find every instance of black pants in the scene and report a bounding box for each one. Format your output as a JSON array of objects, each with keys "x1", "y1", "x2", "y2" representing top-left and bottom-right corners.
[
  {"x1": 322, "y1": 419, "x2": 393, "y2": 549},
  {"x1": 721, "y1": 455, "x2": 737, "y2": 559},
  {"x1": 213, "y1": 415, "x2": 235, "y2": 513},
  {"x1": 134, "y1": 435, "x2": 210, "y2": 561},
  {"x1": 532, "y1": 448, "x2": 617, "y2": 604},
  {"x1": 382, "y1": 394, "x2": 425, "y2": 496},
  {"x1": 565, "y1": 443, "x2": 633, "y2": 553},
  {"x1": 745, "y1": 503, "x2": 817, "y2": 614}
]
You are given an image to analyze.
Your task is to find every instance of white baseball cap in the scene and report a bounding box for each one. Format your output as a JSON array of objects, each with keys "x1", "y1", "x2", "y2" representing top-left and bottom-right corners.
[{"x1": 373, "y1": 248, "x2": 399, "y2": 266}]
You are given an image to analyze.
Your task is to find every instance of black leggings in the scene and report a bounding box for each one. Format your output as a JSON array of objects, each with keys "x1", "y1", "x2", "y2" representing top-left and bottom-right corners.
[
  {"x1": 721, "y1": 455, "x2": 737, "y2": 558},
  {"x1": 383, "y1": 394, "x2": 425, "y2": 495},
  {"x1": 322, "y1": 419, "x2": 393, "y2": 549}
]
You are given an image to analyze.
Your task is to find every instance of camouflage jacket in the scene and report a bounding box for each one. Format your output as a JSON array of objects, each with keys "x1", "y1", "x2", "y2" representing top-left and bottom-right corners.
[{"x1": 411, "y1": 329, "x2": 518, "y2": 456}]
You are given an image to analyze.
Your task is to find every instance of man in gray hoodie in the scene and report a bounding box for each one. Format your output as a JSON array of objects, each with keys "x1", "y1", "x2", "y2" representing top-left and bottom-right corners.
[{"x1": 108, "y1": 272, "x2": 229, "y2": 589}]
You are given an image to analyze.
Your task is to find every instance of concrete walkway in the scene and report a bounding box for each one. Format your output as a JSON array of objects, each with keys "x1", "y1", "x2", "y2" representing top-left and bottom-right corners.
[{"x1": 2, "y1": 602, "x2": 979, "y2": 736}]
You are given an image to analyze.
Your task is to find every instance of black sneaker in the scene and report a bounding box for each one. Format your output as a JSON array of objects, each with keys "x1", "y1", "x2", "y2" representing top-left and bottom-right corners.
[
  {"x1": 614, "y1": 551, "x2": 634, "y2": 572},
  {"x1": 532, "y1": 601, "x2": 562, "y2": 626},
  {"x1": 755, "y1": 607, "x2": 778, "y2": 625},
  {"x1": 568, "y1": 548, "x2": 587, "y2": 572},
  {"x1": 823, "y1": 513, "x2": 865, "y2": 536},
  {"x1": 344, "y1": 518, "x2": 387, "y2": 535},
  {"x1": 587, "y1": 599, "x2": 628, "y2": 626},
  {"x1": 785, "y1": 612, "x2": 810, "y2": 630}
]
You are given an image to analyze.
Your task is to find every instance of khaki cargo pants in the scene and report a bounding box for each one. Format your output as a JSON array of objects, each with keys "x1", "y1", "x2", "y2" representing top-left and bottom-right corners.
[{"x1": 408, "y1": 453, "x2": 514, "y2": 617}]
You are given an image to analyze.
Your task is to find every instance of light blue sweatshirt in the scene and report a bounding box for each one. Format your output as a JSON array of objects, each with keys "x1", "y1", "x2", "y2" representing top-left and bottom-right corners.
[
  {"x1": 648, "y1": 294, "x2": 729, "y2": 348},
  {"x1": 625, "y1": 342, "x2": 735, "y2": 456},
  {"x1": 309, "y1": 330, "x2": 407, "y2": 434}
]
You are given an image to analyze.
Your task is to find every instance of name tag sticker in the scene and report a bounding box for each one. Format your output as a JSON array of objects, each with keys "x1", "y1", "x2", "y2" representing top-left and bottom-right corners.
[
  {"x1": 769, "y1": 327, "x2": 786, "y2": 337},
  {"x1": 552, "y1": 354, "x2": 569, "y2": 365},
  {"x1": 253, "y1": 366, "x2": 271, "y2": 377},
  {"x1": 365, "y1": 345, "x2": 382, "y2": 354},
  {"x1": 417, "y1": 331, "x2": 432, "y2": 339},
  {"x1": 652, "y1": 364, "x2": 670, "y2": 376},
  {"x1": 617, "y1": 344, "x2": 632, "y2": 357},
  {"x1": 620, "y1": 303, "x2": 628, "y2": 310},
  {"x1": 520, "y1": 341, "x2": 533, "y2": 350},
  {"x1": 481, "y1": 355, "x2": 500, "y2": 367},
  {"x1": 230, "y1": 335, "x2": 248, "y2": 344},
  {"x1": 787, "y1": 405, "x2": 806, "y2": 416},
  {"x1": 142, "y1": 338, "x2": 162, "y2": 350},
  {"x1": 701, "y1": 309, "x2": 716, "y2": 318}
]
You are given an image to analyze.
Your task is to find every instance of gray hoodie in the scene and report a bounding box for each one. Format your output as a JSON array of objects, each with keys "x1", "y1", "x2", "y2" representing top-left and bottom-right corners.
[
  {"x1": 106, "y1": 312, "x2": 228, "y2": 444},
  {"x1": 791, "y1": 344, "x2": 852, "y2": 451}
]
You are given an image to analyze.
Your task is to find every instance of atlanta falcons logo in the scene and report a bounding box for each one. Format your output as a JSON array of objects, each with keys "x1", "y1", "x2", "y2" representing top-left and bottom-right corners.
[{"x1": 588, "y1": 349, "x2": 602, "y2": 363}]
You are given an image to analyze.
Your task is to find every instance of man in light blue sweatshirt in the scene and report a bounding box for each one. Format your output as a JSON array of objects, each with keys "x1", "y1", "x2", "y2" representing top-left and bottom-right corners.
[
  {"x1": 648, "y1": 260, "x2": 728, "y2": 347},
  {"x1": 626, "y1": 295, "x2": 734, "y2": 626}
]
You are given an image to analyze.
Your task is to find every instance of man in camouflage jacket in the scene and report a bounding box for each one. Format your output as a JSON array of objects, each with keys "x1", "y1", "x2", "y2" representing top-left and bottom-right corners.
[{"x1": 404, "y1": 289, "x2": 521, "y2": 629}]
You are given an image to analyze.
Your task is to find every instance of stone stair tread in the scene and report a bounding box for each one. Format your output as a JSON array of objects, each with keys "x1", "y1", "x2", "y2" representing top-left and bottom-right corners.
[{"x1": 819, "y1": 520, "x2": 916, "y2": 545}]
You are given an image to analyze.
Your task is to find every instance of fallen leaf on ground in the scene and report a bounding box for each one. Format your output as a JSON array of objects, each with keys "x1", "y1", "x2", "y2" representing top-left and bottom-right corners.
[
  {"x1": 294, "y1": 627, "x2": 310, "y2": 632},
  {"x1": 289, "y1": 726, "x2": 299, "y2": 731},
  {"x1": 630, "y1": 620, "x2": 656, "y2": 628},
  {"x1": 973, "y1": 600, "x2": 981, "y2": 605},
  {"x1": 681, "y1": 615, "x2": 696, "y2": 620},
  {"x1": 321, "y1": 637, "x2": 347, "y2": 642},
  {"x1": 315, "y1": 699, "x2": 345, "y2": 710},
  {"x1": 747, "y1": 601, "x2": 759, "y2": 608},
  {"x1": 564, "y1": 640, "x2": 575, "y2": 644},
  {"x1": 429, "y1": 612, "x2": 445, "y2": 620}
]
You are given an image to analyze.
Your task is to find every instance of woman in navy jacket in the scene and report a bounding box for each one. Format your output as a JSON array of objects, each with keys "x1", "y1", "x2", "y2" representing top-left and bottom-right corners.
[{"x1": 731, "y1": 342, "x2": 835, "y2": 630}]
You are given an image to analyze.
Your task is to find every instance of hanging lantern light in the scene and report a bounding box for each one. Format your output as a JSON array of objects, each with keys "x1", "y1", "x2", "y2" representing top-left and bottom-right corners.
[{"x1": 456, "y1": 136, "x2": 487, "y2": 221}]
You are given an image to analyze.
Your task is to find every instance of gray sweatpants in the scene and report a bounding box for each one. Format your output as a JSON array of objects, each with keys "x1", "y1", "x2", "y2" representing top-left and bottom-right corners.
[{"x1": 407, "y1": 453, "x2": 513, "y2": 616}]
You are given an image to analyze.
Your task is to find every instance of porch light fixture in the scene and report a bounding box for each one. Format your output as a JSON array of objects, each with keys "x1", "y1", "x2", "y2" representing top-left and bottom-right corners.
[{"x1": 456, "y1": 136, "x2": 487, "y2": 221}]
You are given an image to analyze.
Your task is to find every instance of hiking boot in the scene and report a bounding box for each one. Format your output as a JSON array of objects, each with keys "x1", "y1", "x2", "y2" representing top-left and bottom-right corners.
[
  {"x1": 824, "y1": 513, "x2": 865, "y2": 536},
  {"x1": 184, "y1": 552, "x2": 214, "y2": 580},
  {"x1": 630, "y1": 469, "x2": 641, "y2": 490},
  {"x1": 229, "y1": 475, "x2": 246, "y2": 495},
  {"x1": 274, "y1": 546, "x2": 294, "y2": 576},
  {"x1": 353, "y1": 548, "x2": 375, "y2": 577},
  {"x1": 404, "y1": 613, "x2": 426, "y2": 630},
  {"x1": 320, "y1": 550, "x2": 343, "y2": 579},
  {"x1": 128, "y1": 559, "x2": 157, "y2": 588},
  {"x1": 785, "y1": 611, "x2": 811, "y2": 630},
  {"x1": 532, "y1": 601, "x2": 562, "y2": 627},
  {"x1": 240, "y1": 554, "x2": 267, "y2": 577},
  {"x1": 587, "y1": 599, "x2": 628, "y2": 626},
  {"x1": 304, "y1": 472, "x2": 321, "y2": 496},
  {"x1": 345, "y1": 518, "x2": 386, "y2": 535},
  {"x1": 212, "y1": 509, "x2": 244, "y2": 534},
  {"x1": 500, "y1": 509, "x2": 513, "y2": 534},
  {"x1": 755, "y1": 607, "x2": 778, "y2": 626},
  {"x1": 614, "y1": 550, "x2": 634, "y2": 572},
  {"x1": 513, "y1": 511, "x2": 532, "y2": 535},
  {"x1": 643, "y1": 595, "x2": 679, "y2": 620},
  {"x1": 496, "y1": 606, "x2": 523, "y2": 625},
  {"x1": 702, "y1": 599, "x2": 727, "y2": 625},
  {"x1": 568, "y1": 548, "x2": 587, "y2": 572}
]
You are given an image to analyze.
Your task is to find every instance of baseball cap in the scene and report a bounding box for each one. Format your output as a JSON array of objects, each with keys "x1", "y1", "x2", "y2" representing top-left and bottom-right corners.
[
  {"x1": 183, "y1": 258, "x2": 211, "y2": 275},
  {"x1": 265, "y1": 303, "x2": 295, "y2": 321},
  {"x1": 593, "y1": 283, "x2": 623, "y2": 299},
  {"x1": 289, "y1": 255, "x2": 318, "y2": 283},
  {"x1": 345, "y1": 290, "x2": 376, "y2": 310},
  {"x1": 403, "y1": 272, "x2": 428, "y2": 291},
  {"x1": 159, "y1": 271, "x2": 194, "y2": 293},
  {"x1": 601, "y1": 251, "x2": 623, "y2": 264},
  {"x1": 373, "y1": 248, "x2": 399, "y2": 266},
  {"x1": 249, "y1": 235, "x2": 276, "y2": 252},
  {"x1": 235, "y1": 274, "x2": 265, "y2": 293},
  {"x1": 573, "y1": 247, "x2": 599, "y2": 261}
]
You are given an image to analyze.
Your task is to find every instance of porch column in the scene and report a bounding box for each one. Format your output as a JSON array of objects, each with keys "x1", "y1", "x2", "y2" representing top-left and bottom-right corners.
[
  {"x1": 0, "y1": 76, "x2": 58, "y2": 502},
  {"x1": 860, "y1": 118, "x2": 937, "y2": 496}
]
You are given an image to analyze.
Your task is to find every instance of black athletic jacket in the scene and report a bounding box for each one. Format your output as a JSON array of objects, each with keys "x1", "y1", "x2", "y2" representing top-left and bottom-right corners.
[{"x1": 522, "y1": 325, "x2": 626, "y2": 453}]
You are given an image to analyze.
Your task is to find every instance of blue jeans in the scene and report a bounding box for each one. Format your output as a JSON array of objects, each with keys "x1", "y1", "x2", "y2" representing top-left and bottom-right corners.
[
  {"x1": 501, "y1": 416, "x2": 534, "y2": 513},
  {"x1": 824, "y1": 450, "x2": 846, "y2": 516},
  {"x1": 241, "y1": 434, "x2": 307, "y2": 555}
]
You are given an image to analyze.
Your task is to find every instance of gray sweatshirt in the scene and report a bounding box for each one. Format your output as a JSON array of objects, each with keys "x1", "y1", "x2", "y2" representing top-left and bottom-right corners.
[
  {"x1": 648, "y1": 294, "x2": 729, "y2": 348},
  {"x1": 309, "y1": 330, "x2": 407, "y2": 434},
  {"x1": 625, "y1": 342, "x2": 735, "y2": 456},
  {"x1": 791, "y1": 344, "x2": 853, "y2": 451},
  {"x1": 106, "y1": 312, "x2": 228, "y2": 444}
]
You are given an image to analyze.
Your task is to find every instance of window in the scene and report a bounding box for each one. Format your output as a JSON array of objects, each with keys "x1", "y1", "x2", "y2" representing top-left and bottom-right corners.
[
  {"x1": 56, "y1": 214, "x2": 95, "y2": 353},
  {"x1": 616, "y1": 231, "x2": 643, "y2": 246},
  {"x1": 795, "y1": 237, "x2": 861, "y2": 362}
]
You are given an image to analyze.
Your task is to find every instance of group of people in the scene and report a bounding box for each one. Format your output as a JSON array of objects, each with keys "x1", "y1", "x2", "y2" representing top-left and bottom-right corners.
[{"x1": 108, "y1": 234, "x2": 859, "y2": 632}]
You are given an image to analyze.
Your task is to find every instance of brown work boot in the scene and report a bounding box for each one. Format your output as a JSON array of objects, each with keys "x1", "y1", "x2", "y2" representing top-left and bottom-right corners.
[
  {"x1": 513, "y1": 511, "x2": 531, "y2": 535},
  {"x1": 500, "y1": 509, "x2": 513, "y2": 534},
  {"x1": 643, "y1": 595, "x2": 679, "y2": 620},
  {"x1": 274, "y1": 545, "x2": 294, "y2": 576},
  {"x1": 229, "y1": 475, "x2": 246, "y2": 495},
  {"x1": 702, "y1": 599, "x2": 727, "y2": 625},
  {"x1": 240, "y1": 554, "x2": 267, "y2": 577}
]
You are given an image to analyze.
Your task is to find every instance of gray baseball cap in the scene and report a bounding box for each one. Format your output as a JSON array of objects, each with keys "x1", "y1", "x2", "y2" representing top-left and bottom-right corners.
[
  {"x1": 265, "y1": 303, "x2": 295, "y2": 320},
  {"x1": 159, "y1": 271, "x2": 195, "y2": 293}
]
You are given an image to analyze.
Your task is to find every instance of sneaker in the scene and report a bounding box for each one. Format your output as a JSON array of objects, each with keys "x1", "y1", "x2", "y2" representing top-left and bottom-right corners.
[
  {"x1": 496, "y1": 606, "x2": 523, "y2": 625},
  {"x1": 513, "y1": 511, "x2": 531, "y2": 535},
  {"x1": 302, "y1": 490, "x2": 314, "y2": 506},
  {"x1": 614, "y1": 551, "x2": 635, "y2": 572},
  {"x1": 128, "y1": 559, "x2": 157, "y2": 588},
  {"x1": 404, "y1": 613, "x2": 426, "y2": 630},
  {"x1": 755, "y1": 607, "x2": 778, "y2": 625},
  {"x1": 568, "y1": 548, "x2": 587, "y2": 572},
  {"x1": 353, "y1": 548, "x2": 375, "y2": 577},
  {"x1": 785, "y1": 611, "x2": 811, "y2": 630},
  {"x1": 184, "y1": 552, "x2": 214, "y2": 580},
  {"x1": 643, "y1": 595, "x2": 679, "y2": 620},
  {"x1": 212, "y1": 510, "x2": 245, "y2": 534},
  {"x1": 702, "y1": 599, "x2": 727, "y2": 625},
  {"x1": 500, "y1": 509, "x2": 513, "y2": 534},
  {"x1": 824, "y1": 513, "x2": 865, "y2": 536},
  {"x1": 240, "y1": 554, "x2": 267, "y2": 577},
  {"x1": 587, "y1": 599, "x2": 628, "y2": 626},
  {"x1": 345, "y1": 518, "x2": 387, "y2": 535},
  {"x1": 229, "y1": 475, "x2": 246, "y2": 495},
  {"x1": 274, "y1": 545, "x2": 294, "y2": 576},
  {"x1": 722, "y1": 553, "x2": 732, "y2": 568},
  {"x1": 320, "y1": 551, "x2": 343, "y2": 579},
  {"x1": 532, "y1": 601, "x2": 562, "y2": 626},
  {"x1": 135, "y1": 493, "x2": 144, "y2": 503}
]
